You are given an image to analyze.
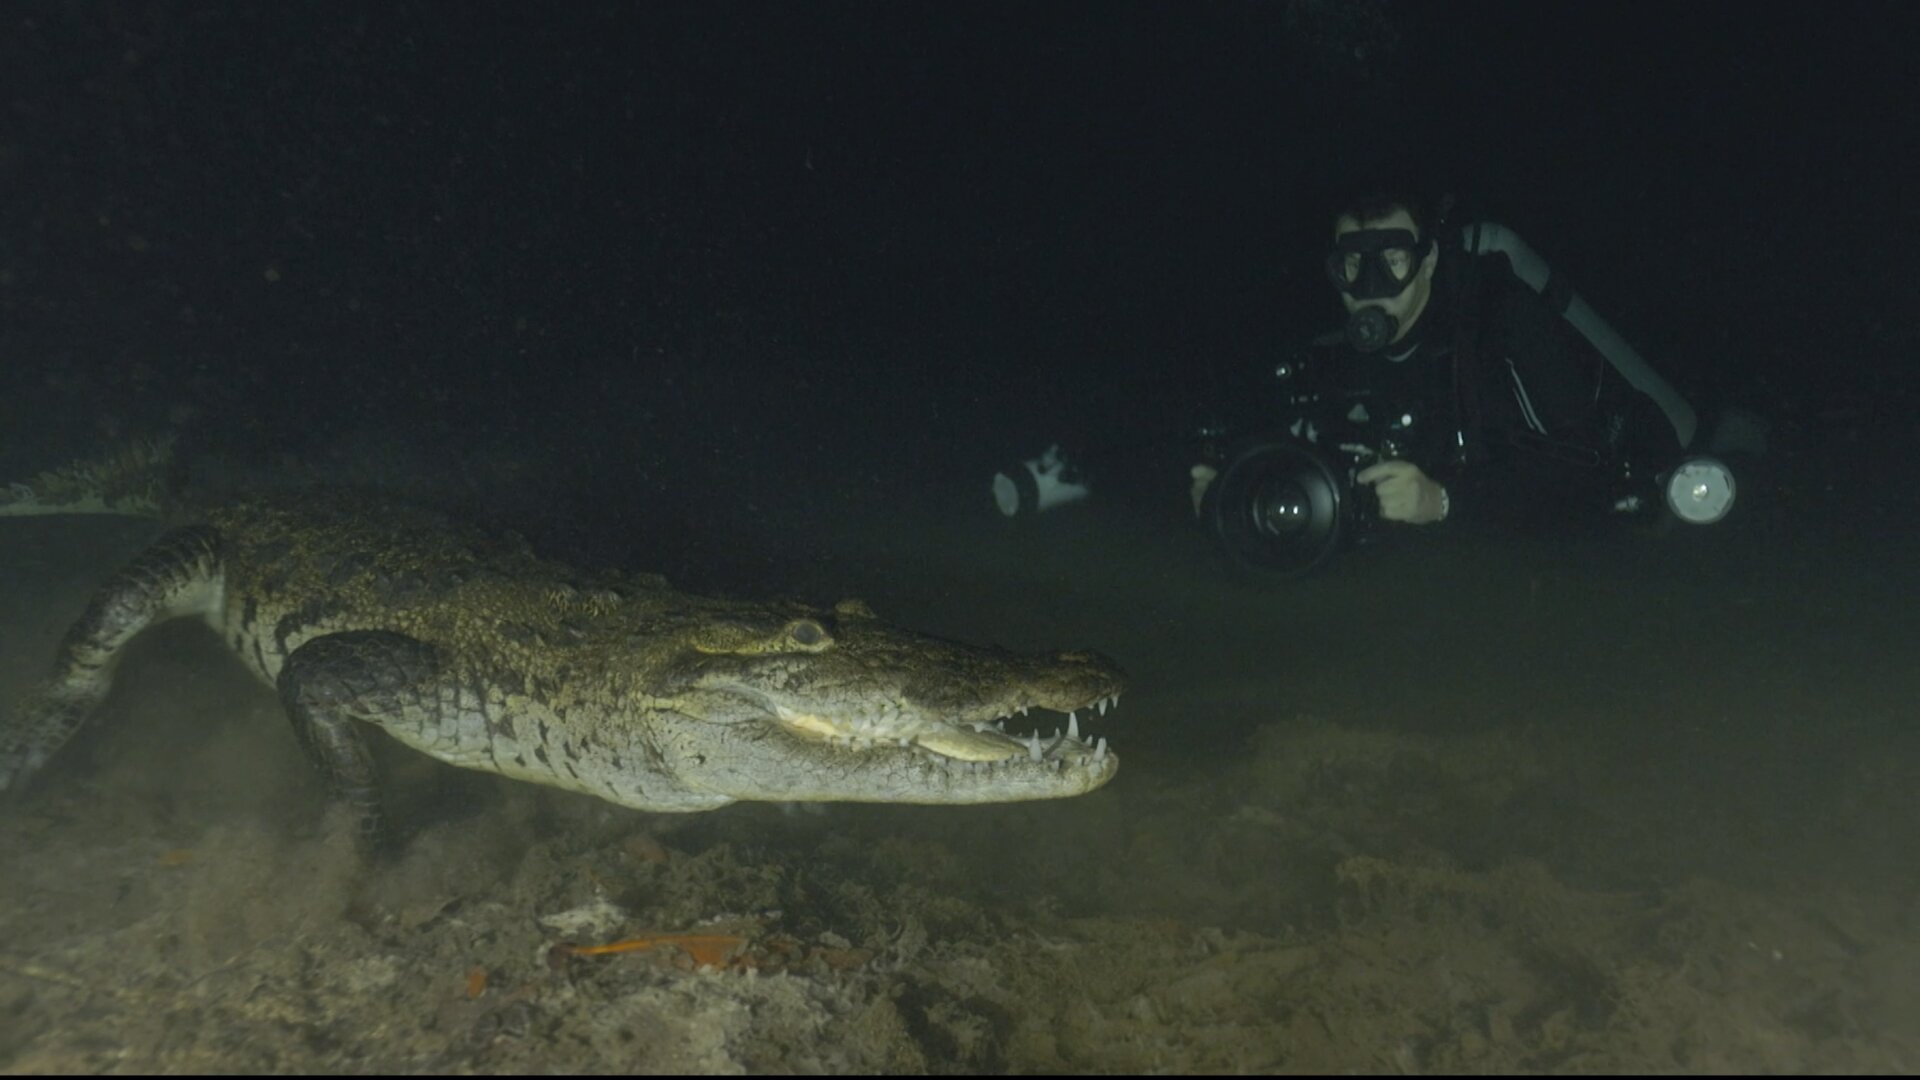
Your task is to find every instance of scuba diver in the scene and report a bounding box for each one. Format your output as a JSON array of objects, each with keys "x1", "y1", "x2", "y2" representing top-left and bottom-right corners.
[
  {"x1": 1190, "y1": 191, "x2": 1730, "y2": 548},
  {"x1": 992, "y1": 189, "x2": 1756, "y2": 576}
]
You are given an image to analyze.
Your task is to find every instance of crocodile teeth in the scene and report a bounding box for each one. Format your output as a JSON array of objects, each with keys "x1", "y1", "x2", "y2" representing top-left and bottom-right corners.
[{"x1": 1068, "y1": 714, "x2": 1079, "y2": 739}]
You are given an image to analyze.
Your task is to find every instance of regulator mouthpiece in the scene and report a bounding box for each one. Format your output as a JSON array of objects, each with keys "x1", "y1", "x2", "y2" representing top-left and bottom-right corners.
[{"x1": 1344, "y1": 306, "x2": 1399, "y2": 353}]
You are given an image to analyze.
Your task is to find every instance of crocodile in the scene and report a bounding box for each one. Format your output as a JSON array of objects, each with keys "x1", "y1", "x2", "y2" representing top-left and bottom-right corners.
[{"x1": 0, "y1": 442, "x2": 1122, "y2": 846}]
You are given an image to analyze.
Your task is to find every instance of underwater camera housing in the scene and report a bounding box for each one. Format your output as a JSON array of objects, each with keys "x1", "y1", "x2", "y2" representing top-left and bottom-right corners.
[
  {"x1": 1196, "y1": 350, "x2": 1413, "y2": 577},
  {"x1": 1201, "y1": 433, "x2": 1391, "y2": 578},
  {"x1": 1196, "y1": 343, "x2": 1755, "y2": 577}
]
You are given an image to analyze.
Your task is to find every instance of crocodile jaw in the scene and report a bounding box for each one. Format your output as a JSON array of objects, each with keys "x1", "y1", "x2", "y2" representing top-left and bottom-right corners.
[
  {"x1": 665, "y1": 721, "x2": 1119, "y2": 805},
  {"x1": 655, "y1": 694, "x2": 1120, "y2": 806}
]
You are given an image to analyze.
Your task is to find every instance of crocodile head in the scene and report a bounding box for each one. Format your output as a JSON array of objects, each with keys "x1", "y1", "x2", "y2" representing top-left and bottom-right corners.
[{"x1": 632, "y1": 598, "x2": 1123, "y2": 807}]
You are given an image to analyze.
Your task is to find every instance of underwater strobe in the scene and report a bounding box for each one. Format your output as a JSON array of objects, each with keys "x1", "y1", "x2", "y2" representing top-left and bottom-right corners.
[
  {"x1": 1660, "y1": 456, "x2": 1736, "y2": 525},
  {"x1": 991, "y1": 443, "x2": 1091, "y2": 517},
  {"x1": 1201, "y1": 435, "x2": 1376, "y2": 577}
]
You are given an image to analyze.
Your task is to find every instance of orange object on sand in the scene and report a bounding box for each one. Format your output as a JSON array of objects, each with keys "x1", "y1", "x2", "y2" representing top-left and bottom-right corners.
[{"x1": 564, "y1": 933, "x2": 748, "y2": 969}]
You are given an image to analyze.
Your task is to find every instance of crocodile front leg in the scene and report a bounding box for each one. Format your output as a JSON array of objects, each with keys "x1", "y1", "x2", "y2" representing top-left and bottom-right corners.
[
  {"x1": 277, "y1": 629, "x2": 443, "y2": 850},
  {"x1": 1, "y1": 526, "x2": 221, "y2": 793}
]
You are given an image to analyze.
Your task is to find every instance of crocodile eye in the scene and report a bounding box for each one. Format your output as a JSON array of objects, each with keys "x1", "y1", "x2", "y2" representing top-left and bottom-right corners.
[{"x1": 786, "y1": 619, "x2": 828, "y2": 648}]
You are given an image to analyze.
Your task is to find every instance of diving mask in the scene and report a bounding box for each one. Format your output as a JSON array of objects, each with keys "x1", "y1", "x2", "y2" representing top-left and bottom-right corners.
[{"x1": 1325, "y1": 228, "x2": 1433, "y2": 301}]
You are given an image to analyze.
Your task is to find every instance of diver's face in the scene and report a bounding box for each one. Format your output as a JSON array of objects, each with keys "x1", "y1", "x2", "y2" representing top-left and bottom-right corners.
[{"x1": 1332, "y1": 208, "x2": 1438, "y2": 346}]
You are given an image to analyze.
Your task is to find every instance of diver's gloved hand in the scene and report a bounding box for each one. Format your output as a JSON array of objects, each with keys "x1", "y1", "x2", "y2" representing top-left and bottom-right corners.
[{"x1": 1356, "y1": 460, "x2": 1449, "y2": 525}]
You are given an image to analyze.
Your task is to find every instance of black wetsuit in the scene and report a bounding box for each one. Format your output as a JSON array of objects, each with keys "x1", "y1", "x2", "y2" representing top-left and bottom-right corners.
[{"x1": 1287, "y1": 246, "x2": 1677, "y2": 531}]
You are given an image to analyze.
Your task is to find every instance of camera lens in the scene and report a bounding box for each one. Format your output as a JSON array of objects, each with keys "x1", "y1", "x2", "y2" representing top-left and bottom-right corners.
[
  {"x1": 1205, "y1": 438, "x2": 1350, "y2": 577},
  {"x1": 1249, "y1": 476, "x2": 1311, "y2": 536}
]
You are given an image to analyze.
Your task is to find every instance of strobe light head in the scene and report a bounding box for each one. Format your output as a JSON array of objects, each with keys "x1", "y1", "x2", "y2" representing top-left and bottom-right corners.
[
  {"x1": 1664, "y1": 456, "x2": 1736, "y2": 525},
  {"x1": 991, "y1": 444, "x2": 1090, "y2": 517}
]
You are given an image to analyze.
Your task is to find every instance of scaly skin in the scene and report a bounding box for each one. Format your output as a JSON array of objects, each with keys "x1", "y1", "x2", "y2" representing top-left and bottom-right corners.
[{"x1": 2, "y1": 489, "x2": 1123, "y2": 845}]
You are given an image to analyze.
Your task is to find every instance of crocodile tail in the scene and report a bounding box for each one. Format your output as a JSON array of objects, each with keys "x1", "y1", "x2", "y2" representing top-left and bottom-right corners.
[
  {"x1": 0, "y1": 436, "x2": 180, "y2": 519},
  {"x1": 1, "y1": 524, "x2": 222, "y2": 794}
]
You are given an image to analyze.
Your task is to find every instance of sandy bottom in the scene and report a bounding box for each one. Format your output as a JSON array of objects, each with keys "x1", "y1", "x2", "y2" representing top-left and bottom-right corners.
[{"x1": 1, "y1": 449, "x2": 1916, "y2": 1073}]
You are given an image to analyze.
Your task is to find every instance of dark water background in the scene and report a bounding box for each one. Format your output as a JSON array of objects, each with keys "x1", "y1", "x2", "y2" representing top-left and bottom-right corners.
[{"x1": 5, "y1": 1, "x2": 1914, "y2": 518}]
